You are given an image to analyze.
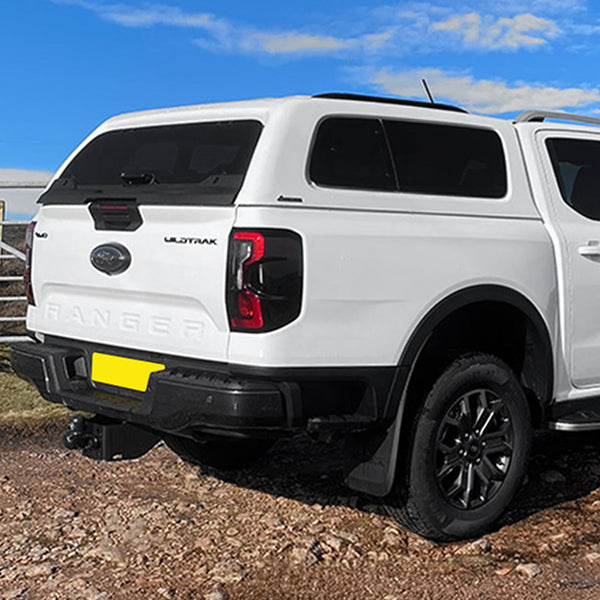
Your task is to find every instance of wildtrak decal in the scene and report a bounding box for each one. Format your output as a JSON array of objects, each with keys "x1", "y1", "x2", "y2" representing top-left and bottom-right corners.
[{"x1": 164, "y1": 237, "x2": 217, "y2": 245}]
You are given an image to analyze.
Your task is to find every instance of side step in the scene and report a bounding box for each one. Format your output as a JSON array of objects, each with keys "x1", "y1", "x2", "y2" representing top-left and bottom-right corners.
[{"x1": 549, "y1": 409, "x2": 600, "y2": 432}]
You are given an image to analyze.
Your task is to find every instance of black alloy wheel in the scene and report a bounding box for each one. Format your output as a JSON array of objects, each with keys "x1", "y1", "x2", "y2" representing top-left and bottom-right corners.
[
  {"x1": 435, "y1": 387, "x2": 514, "y2": 510},
  {"x1": 388, "y1": 353, "x2": 531, "y2": 541}
]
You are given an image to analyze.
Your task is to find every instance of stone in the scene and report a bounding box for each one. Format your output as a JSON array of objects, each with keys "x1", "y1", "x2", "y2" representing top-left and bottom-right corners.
[
  {"x1": 24, "y1": 564, "x2": 55, "y2": 578},
  {"x1": 586, "y1": 552, "x2": 600, "y2": 563},
  {"x1": 382, "y1": 526, "x2": 404, "y2": 546},
  {"x1": 495, "y1": 565, "x2": 514, "y2": 577},
  {"x1": 290, "y1": 544, "x2": 320, "y2": 565},
  {"x1": 456, "y1": 538, "x2": 492, "y2": 555},
  {"x1": 84, "y1": 542, "x2": 127, "y2": 566},
  {"x1": 516, "y1": 563, "x2": 541, "y2": 578},
  {"x1": 210, "y1": 560, "x2": 245, "y2": 584},
  {"x1": 3, "y1": 587, "x2": 28, "y2": 599},
  {"x1": 53, "y1": 508, "x2": 77, "y2": 520},
  {"x1": 324, "y1": 535, "x2": 344, "y2": 552},
  {"x1": 204, "y1": 586, "x2": 230, "y2": 600},
  {"x1": 330, "y1": 529, "x2": 359, "y2": 544}
]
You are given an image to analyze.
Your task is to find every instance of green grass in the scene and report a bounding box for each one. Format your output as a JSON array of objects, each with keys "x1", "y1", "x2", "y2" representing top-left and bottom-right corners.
[{"x1": 0, "y1": 346, "x2": 69, "y2": 433}]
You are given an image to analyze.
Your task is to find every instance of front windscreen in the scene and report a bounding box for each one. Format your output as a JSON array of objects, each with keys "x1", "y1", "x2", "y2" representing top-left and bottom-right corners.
[{"x1": 41, "y1": 119, "x2": 263, "y2": 205}]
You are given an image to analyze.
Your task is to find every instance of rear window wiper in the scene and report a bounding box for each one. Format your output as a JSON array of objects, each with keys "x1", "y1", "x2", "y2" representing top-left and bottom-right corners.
[{"x1": 121, "y1": 172, "x2": 159, "y2": 185}]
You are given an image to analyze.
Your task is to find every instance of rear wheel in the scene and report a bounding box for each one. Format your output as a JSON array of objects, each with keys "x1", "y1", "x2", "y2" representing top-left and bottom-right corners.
[
  {"x1": 388, "y1": 353, "x2": 531, "y2": 541},
  {"x1": 163, "y1": 435, "x2": 274, "y2": 470}
]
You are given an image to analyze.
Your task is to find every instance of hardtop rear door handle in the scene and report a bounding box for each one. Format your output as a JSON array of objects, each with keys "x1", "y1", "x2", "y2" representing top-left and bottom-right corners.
[{"x1": 578, "y1": 242, "x2": 600, "y2": 257}]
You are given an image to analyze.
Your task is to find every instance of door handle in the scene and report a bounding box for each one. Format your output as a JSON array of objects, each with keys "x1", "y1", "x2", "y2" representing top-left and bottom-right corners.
[{"x1": 578, "y1": 243, "x2": 600, "y2": 257}]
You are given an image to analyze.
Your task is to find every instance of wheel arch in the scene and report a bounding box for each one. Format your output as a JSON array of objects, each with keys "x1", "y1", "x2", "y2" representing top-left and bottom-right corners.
[
  {"x1": 393, "y1": 284, "x2": 554, "y2": 425},
  {"x1": 345, "y1": 284, "x2": 554, "y2": 497}
]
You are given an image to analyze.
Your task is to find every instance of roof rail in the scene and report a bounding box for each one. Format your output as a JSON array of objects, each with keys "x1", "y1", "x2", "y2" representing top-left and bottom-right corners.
[
  {"x1": 313, "y1": 93, "x2": 468, "y2": 114},
  {"x1": 514, "y1": 110, "x2": 600, "y2": 127}
]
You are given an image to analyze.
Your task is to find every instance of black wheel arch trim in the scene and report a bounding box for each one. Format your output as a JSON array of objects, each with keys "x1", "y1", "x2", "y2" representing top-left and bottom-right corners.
[
  {"x1": 387, "y1": 283, "x2": 554, "y2": 420},
  {"x1": 345, "y1": 284, "x2": 554, "y2": 497}
]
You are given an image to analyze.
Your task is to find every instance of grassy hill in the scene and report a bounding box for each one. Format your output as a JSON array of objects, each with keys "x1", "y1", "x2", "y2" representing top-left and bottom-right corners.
[{"x1": 0, "y1": 346, "x2": 68, "y2": 433}]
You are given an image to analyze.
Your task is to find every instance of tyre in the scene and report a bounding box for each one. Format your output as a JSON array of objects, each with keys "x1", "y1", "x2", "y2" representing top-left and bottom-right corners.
[
  {"x1": 163, "y1": 435, "x2": 274, "y2": 470},
  {"x1": 388, "y1": 353, "x2": 531, "y2": 541}
]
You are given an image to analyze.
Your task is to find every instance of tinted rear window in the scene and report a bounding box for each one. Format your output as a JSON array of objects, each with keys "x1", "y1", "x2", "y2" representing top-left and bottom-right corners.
[
  {"x1": 308, "y1": 117, "x2": 506, "y2": 198},
  {"x1": 42, "y1": 120, "x2": 263, "y2": 205}
]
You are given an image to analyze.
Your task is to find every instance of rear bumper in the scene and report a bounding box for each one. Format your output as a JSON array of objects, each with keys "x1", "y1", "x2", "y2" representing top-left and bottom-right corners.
[{"x1": 11, "y1": 338, "x2": 397, "y2": 439}]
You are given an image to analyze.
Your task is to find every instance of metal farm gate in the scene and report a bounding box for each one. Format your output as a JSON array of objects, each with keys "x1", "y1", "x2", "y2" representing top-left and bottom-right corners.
[{"x1": 0, "y1": 219, "x2": 30, "y2": 344}]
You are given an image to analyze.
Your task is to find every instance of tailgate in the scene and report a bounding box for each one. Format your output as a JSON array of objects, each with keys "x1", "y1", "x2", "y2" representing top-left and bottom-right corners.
[{"x1": 27, "y1": 203, "x2": 235, "y2": 362}]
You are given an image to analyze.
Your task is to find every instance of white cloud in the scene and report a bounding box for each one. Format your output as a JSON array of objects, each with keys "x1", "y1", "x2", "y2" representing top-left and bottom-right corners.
[
  {"x1": 433, "y1": 12, "x2": 559, "y2": 49},
  {"x1": 251, "y1": 33, "x2": 351, "y2": 53},
  {"x1": 51, "y1": 0, "x2": 393, "y2": 56},
  {"x1": 241, "y1": 29, "x2": 395, "y2": 55},
  {"x1": 369, "y1": 68, "x2": 600, "y2": 113},
  {"x1": 51, "y1": 0, "x2": 218, "y2": 28}
]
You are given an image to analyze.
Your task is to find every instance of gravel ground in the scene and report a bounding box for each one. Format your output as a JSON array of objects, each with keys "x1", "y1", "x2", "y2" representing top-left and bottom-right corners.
[{"x1": 3, "y1": 427, "x2": 600, "y2": 599}]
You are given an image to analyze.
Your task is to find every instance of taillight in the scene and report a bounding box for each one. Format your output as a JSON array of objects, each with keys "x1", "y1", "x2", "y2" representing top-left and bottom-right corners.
[
  {"x1": 24, "y1": 221, "x2": 36, "y2": 305},
  {"x1": 227, "y1": 229, "x2": 303, "y2": 332}
]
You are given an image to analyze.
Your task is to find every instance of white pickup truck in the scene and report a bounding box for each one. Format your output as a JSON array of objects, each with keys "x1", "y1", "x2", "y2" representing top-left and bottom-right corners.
[{"x1": 11, "y1": 93, "x2": 600, "y2": 541}]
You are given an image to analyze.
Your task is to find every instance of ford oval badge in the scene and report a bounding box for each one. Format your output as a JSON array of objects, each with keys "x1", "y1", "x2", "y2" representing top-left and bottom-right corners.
[{"x1": 90, "y1": 243, "x2": 131, "y2": 276}]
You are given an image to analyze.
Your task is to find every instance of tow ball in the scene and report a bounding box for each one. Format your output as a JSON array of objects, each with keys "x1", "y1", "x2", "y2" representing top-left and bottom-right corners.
[
  {"x1": 62, "y1": 414, "x2": 160, "y2": 461},
  {"x1": 63, "y1": 415, "x2": 98, "y2": 452}
]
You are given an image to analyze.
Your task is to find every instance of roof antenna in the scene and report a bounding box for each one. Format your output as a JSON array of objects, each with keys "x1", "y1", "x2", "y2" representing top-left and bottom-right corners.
[{"x1": 421, "y1": 79, "x2": 435, "y2": 104}]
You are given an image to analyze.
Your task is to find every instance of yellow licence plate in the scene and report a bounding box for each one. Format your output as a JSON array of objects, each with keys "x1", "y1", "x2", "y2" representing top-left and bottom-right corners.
[{"x1": 91, "y1": 353, "x2": 166, "y2": 392}]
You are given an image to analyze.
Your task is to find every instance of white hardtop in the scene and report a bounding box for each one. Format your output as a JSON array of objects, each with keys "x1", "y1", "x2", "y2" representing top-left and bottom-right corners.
[{"x1": 96, "y1": 95, "x2": 310, "y2": 132}]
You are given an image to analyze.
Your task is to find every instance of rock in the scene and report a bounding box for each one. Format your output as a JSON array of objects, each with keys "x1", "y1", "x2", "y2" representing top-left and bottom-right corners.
[
  {"x1": 24, "y1": 564, "x2": 55, "y2": 578},
  {"x1": 204, "y1": 586, "x2": 229, "y2": 600},
  {"x1": 586, "y1": 552, "x2": 600, "y2": 563},
  {"x1": 84, "y1": 542, "x2": 127, "y2": 566},
  {"x1": 53, "y1": 507, "x2": 77, "y2": 520},
  {"x1": 290, "y1": 543, "x2": 321, "y2": 565},
  {"x1": 324, "y1": 535, "x2": 344, "y2": 552},
  {"x1": 495, "y1": 565, "x2": 514, "y2": 577},
  {"x1": 456, "y1": 538, "x2": 492, "y2": 555},
  {"x1": 3, "y1": 587, "x2": 28, "y2": 599},
  {"x1": 540, "y1": 470, "x2": 566, "y2": 484},
  {"x1": 210, "y1": 560, "x2": 245, "y2": 584},
  {"x1": 330, "y1": 529, "x2": 359, "y2": 544},
  {"x1": 516, "y1": 563, "x2": 541, "y2": 578},
  {"x1": 382, "y1": 526, "x2": 404, "y2": 546}
]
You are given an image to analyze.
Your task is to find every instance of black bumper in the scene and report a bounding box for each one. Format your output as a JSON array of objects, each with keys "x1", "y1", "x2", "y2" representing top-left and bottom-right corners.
[
  {"x1": 11, "y1": 338, "x2": 397, "y2": 439},
  {"x1": 11, "y1": 340, "x2": 297, "y2": 437}
]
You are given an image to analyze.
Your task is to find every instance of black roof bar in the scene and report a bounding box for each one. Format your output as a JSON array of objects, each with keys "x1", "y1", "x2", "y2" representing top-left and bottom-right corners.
[{"x1": 313, "y1": 93, "x2": 468, "y2": 114}]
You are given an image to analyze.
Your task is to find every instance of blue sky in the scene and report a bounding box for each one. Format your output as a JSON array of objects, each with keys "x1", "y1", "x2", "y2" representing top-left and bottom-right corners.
[{"x1": 3, "y1": 0, "x2": 600, "y2": 171}]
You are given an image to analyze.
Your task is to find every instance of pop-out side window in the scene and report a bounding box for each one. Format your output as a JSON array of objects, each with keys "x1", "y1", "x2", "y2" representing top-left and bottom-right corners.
[
  {"x1": 308, "y1": 118, "x2": 396, "y2": 191},
  {"x1": 546, "y1": 138, "x2": 600, "y2": 221},
  {"x1": 309, "y1": 117, "x2": 507, "y2": 198}
]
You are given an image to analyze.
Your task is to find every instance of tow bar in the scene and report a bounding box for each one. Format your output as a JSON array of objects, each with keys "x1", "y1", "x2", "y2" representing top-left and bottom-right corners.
[{"x1": 63, "y1": 414, "x2": 160, "y2": 461}]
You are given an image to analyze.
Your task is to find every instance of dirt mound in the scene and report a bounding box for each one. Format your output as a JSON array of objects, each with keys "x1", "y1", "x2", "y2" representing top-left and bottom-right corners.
[{"x1": 2, "y1": 429, "x2": 600, "y2": 599}]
